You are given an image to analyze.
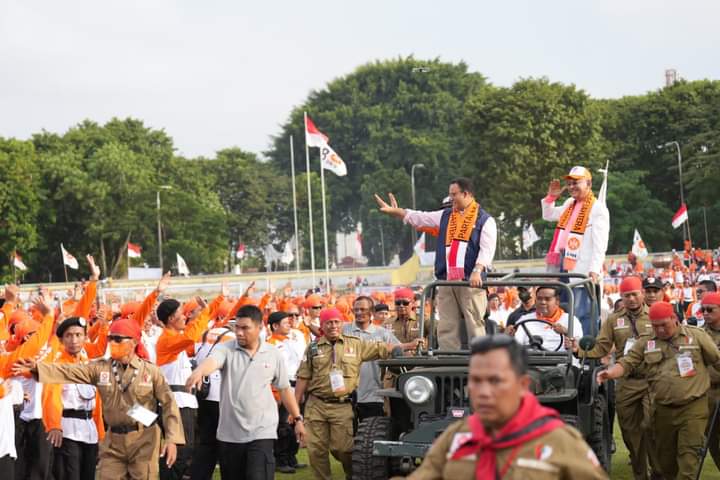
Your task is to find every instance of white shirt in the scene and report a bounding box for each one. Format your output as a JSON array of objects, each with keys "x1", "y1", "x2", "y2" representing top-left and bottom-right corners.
[
  {"x1": 194, "y1": 327, "x2": 234, "y2": 402},
  {"x1": 159, "y1": 350, "x2": 198, "y2": 409},
  {"x1": 142, "y1": 325, "x2": 163, "y2": 364},
  {"x1": 514, "y1": 311, "x2": 583, "y2": 352},
  {"x1": 19, "y1": 377, "x2": 43, "y2": 421},
  {"x1": 488, "y1": 307, "x2": 509, "y2": 327},
  {"x1": 60, "y1": 384, "x2": 98, "y2": 444}
]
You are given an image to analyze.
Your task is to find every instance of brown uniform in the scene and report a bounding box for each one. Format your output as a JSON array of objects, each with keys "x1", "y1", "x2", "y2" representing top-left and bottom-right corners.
[
  {"x1": 403, "y1": 417, "x2": 608, "y2": 480},
  {"x1": 704, "y1": 323, "x2": 720, "y2": 469},
  {"x1": 619, "y1": 325, "x2": 720, "y2": 480},
  {"x1": 38, "y1": 355, "x2": 184, "y2": 480},
  {"x1": 296, "y1": 334, "x2": 390, "y2": 480},
  {"x1": 580, "y1": 305, "x2": 657, "y2": 480},
  {"x1": 391, "y1": 316, "x2": 422, "y2": 344}
]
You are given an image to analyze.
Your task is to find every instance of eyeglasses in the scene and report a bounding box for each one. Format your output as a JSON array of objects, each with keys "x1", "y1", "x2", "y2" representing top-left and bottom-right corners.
[
  {"x1": 288, "y1": 313, "x2": 300, "y2": 317},
  {"x1": 696, "y1": 289, "x2": 706, "y2": 295},
  {"x1": 702, "y1": 306, "x2": 718, "y2": 314},
  {"x1": 395, "y1": 300, "x2": 411, "y2": 306},
  {"x1": 353, "y1": 307, "x2": 370, "y2": 314},
  {"x1": 108, "y1": 335, "x2": 132, "y2": 343},
  {"x1": 310, "y1": 306, "x2": 323, "y2": 310}
]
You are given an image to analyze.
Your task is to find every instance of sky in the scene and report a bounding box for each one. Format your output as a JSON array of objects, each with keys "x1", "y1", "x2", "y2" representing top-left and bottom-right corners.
[{"x1": 1, "y1": 0, "x2": 718, "y2": 159}]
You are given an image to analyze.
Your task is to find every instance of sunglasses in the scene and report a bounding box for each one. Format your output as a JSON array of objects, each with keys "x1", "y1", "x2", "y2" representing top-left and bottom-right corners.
[
  {"x1": 108, "y1": 335, "x2": 133, "y2": 343},
  {"x1": 310, "y1": 306, "x2": 323, "y2": 310},
  {"x1": 395, "y1": 300, "x2": 411, "y2": 306},
  {"x1": 702, "y1": 306, "x2": 718, "y2": 314},
  {"x1": 288, "y1": 313, "x2": 300, "y2": 317}
]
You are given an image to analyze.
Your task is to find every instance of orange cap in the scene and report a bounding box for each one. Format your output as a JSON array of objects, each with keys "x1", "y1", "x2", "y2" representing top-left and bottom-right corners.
[
  {"x1": 303, "y1": 294, "x2": 324, "y2": 309},
  {"x1": 121, "y1": 302, "x2": 141, "y2": 319},
  {"x1": 564, "y1": 166, "x2": 592, "y2": 180}
]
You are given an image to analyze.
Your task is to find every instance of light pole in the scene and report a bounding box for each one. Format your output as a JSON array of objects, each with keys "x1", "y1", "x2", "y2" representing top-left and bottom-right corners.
[
  {"x1": 660, "y1": 141, "x2": 692, "y2": 245},
  {"x1": 411, "y1": 163, "x2": 425, "y2": 244},
  {"x1": 157, "y1": 185, "x2": 172, "y2": 272}
]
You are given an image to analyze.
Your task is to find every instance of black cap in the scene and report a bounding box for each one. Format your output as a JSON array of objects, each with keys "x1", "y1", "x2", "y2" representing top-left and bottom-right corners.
[
  {"x1": 157, "y1": 299, "x2": 181, "y2": 324},
  {"x1": 374, "y1": 303, "x2": 389, "y2": 312},
  {"x1": 642, "y1": 277, "x2": 662, "y2": 290},
  {"x1": 268, "y1": 311, "x2": 290, "y2": 327},
  {"x1": 56, "y1": 317, "x2": 87, "y2": 338}
]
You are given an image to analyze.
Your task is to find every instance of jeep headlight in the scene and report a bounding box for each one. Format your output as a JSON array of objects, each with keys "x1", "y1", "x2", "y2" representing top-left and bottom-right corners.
[{"x1": 403, "y1": 376, "x2": 434, "y2": 404}]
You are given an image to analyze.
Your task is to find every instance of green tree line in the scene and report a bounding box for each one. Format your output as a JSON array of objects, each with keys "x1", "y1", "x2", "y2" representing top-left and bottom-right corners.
[{"x1": 2, "y1": 57, "x2": 719, "y2": 282}]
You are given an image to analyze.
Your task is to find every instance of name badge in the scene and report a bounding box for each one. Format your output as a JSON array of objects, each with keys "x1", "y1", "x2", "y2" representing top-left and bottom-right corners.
[
  {"x1": 616, "y1": 318, "x2": 625, "y2": 328},
  {"x1": 623, "y1": 338, "x2": 635, "y2": 356},
  {"x1": 329, "y1": 369, "x2": 346, "y2": 394},
  {"x1": 677, "y1": 352, "x2": 696, "y2": 377},
  {"x1": 127, "y1": 403, "x2": 158, "y2": 427},
  {"x1": 645, "y1": 340, "x2": 659, "y2": 353}
]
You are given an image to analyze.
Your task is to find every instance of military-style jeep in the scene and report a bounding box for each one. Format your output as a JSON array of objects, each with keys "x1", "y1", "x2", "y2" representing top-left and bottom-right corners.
[{"x1": 351, "y1": 273, "x2": 613, "y2": 479}]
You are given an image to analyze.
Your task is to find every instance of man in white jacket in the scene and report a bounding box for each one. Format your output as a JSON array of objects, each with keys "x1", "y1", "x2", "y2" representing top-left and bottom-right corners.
[{"x1": 542, "y1": 166, "x2": 610, "y2": 335}]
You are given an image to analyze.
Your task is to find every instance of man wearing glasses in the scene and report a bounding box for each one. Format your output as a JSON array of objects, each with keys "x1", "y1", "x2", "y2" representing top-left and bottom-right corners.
[
  {"x1": 390, "y1": 288, "x2": 423, "y2": 345},
  {"x1": 543, "y1": 166, "x2": 610, "y2": 335},
  {"x1": 685, "y1": 279, "x2": 717, "y2": 326},
  {"x1": 702, "y1": 292, "x2": 720, "y2": 469}
]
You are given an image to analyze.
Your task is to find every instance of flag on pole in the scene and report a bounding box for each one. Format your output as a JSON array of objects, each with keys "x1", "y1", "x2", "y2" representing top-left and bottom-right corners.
[
  {"x1": 280, "y1": 242, "x2": 295, "y2": 265},
  {"x1": 127, "y1": 242, "x2": 142, "y2": 258},
  {"x1": 672, "y1": 204, "x2": 688, "y2": 229},
  {"x1": 305, "y1": 115, "x2": 329, "y2": 147},
  {"x1": 176, "y1": 253, "x2": 190, "y2": 276},
  {"x1": 13, "y1": 252, "x2": 28, "y2": 271},
  {"x1": 355, "y1": 223, "x2": 363, "y2": 257},
  {"x1": 236, "y1": 243, "x2": 246, "y2": 260},
  {"x1": 632, "y1": 229, "x2": 649, "y2": 258},
  {"x1": 522, "y1": 224, "x2": 541, "y2": 251},
  {"x1": 413, "y1": 232, "x2": 436, "y2": 266},
  {"x1": 60, "y1": 244, "x2": 79, "y2": 269},
  {"x1": 320, "y1": 144, "x2": 347, "y2": 176},
  {"x1": 597, "y1": 161, "x2": 609, "y2": 205}
]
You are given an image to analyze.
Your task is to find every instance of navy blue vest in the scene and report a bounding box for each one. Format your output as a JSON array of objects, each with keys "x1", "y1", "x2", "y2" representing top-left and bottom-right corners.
[{"x1": 434, "y1": 207, "x2": 492, "y2": 281}]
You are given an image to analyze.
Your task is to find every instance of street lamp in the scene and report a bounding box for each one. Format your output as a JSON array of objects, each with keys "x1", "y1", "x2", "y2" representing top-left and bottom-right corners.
[
  {"x1": 157, "y1": 185, "x2": 172, "y2": 272},
  {"x1": 411, "y1": 163, "x2": 425, "y2": 244},
  {"x1": 658, "y1": 141, "x2": 692, "y2": 244}
]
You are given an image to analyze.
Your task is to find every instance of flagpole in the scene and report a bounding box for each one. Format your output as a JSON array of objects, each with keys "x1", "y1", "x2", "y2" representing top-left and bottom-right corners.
[
  {"x1": 12, "y1": 250, "x2": 16, "y2": 284},
  {"x1": 61, "y1": 244, "x2": 69, "y2": 283},
  {"x1": 319, "y1": 152, "x2": 331, "y2": 292},
  {"x1": 304, "y1": 112, "x2": 317, "y2": 286},
  {"x1": 289, "y1": 135, "x2": 300, "y2": 274}
]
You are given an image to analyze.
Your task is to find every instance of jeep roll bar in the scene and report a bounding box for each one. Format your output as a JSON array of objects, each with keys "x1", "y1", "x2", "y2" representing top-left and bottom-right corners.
[{"x1": 417, "y1": 272, "x2": 600, "y2": 365}]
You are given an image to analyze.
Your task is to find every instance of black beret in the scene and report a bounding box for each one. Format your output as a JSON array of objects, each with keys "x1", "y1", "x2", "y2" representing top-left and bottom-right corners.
[
  {"x1": 157, "y1": 299, "x2": 181, "y2": 323},
  {"x1": 374, "y1": 303, "x2": 389, "y2": 312},
  {"x1": 56, "y1": 317, "x2": 87, "y2": 338},
  {"x1": 268, "y1": 311, "x2": 289, "y2": 326}
]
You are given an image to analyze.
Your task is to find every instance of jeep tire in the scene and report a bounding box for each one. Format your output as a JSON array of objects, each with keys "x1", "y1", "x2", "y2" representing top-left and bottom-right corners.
[
  {"x1": 352, "y1": 416, "x2": 396, "y2": 480},
  {"x1": 587, "y1": 392, "x2": 612, "y2": 473}
]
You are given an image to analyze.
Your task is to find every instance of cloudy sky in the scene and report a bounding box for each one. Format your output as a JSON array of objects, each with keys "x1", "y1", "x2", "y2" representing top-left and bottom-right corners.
[{"x1": 1, "y1": 0, "x2": 718, "y2": 158}]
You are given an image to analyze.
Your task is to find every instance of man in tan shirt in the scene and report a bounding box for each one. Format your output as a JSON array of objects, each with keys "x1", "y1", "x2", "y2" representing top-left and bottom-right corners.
[
  {"x1": 406, "y1": 335, "x2": 607, "y2": 479},
  {"x1": 14, "y1": 317, "x2": 184, "y2": 480},
  {"x1": 598, "y1": 301, "x2": 720, "y2": 480}
]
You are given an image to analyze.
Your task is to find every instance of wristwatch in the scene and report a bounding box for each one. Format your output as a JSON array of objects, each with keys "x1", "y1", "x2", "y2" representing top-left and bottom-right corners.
[
  {"x1": 294, "y1": 415, "x2": 304, "y2": 423},
  {"x1": 472, "y1": 265, "x2": 484, "y2": 274}
]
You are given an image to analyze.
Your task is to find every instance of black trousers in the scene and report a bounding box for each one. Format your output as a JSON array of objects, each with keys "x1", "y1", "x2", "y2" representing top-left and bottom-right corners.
[
  {"x1": 275, "y1": 403, "x2": 299, "y2": 468},
  {"x1": 52, "y1": 438, "x2": 98, "y2": 480},
  {"x1": 1, "y1": 454, "x2": 15, "y2": 479},
  {"x1": 218, "y1": 439, "x2": 275, "y2": 480},
  {"x1": 356, "y1": 402, "x2": 384, "y2": 422},
  {"x1": 160, "y1": 407, "x2": 196, "y2": 480},
  {"x1": 15, "y1": 418, "x2": 53, "y2": 480},
  {"x1": 190, "y1": 400, "x2": 220, "y2": 480}
]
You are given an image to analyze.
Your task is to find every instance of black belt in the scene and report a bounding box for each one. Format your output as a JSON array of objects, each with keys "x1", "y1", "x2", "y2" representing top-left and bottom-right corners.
[
  {"x1": 169, "y1": 385, "x2": 186, "y2": 393},
  {"x1": 312, "y1": 394, "x2": 351, "y2": 404},
  {"x1": 110, "y1": 424, "x2": 140, "y2": 434},
  {"x1": 62, "y1": 409, "x2": 93, "y2": 420}
]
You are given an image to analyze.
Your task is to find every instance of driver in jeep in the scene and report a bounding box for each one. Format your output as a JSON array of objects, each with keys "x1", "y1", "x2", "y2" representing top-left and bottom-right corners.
[{"x1": 512, "y1": 286, "x2": 583, "y2": 352}]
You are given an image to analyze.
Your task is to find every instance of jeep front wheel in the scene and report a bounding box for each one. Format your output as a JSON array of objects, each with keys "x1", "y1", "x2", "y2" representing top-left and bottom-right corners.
[{"x1": 352, "y1": 416, "x2": 396, "y2": 480}]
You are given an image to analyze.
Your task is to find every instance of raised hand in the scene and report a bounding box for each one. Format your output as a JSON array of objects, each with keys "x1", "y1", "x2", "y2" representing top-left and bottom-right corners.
[
  {"x1": 157, "y1": 271, "x2": 172, "y2": 294},
  {"x1": 87, "y1": 255, "x2": 101, "y2": 281},
  {"x1": 32, "y1": 291, "x2": 53, "y2": 316},
  {"x1": 547, "y1": 179, "x2": 565, "y2": 198},
  {"x1": 374, "y1": 193, "x2": 406, "y2": 219},
  {"x1": 220, "y1": 281, "x2": 229, "y2": 298},
  {"x1": 4, "y1": 284, "x2": 19, "y2": 303}
]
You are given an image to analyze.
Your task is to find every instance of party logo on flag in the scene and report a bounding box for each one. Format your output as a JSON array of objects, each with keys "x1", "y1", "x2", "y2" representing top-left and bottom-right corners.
[{"x1": 61, "y1": 244, "x2": 79, "y2": 269}]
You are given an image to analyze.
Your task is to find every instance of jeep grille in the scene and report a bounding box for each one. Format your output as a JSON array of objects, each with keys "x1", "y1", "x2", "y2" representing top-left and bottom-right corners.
[{"x1": 434, "y1": 375, "x2": 468, "y2": 415}]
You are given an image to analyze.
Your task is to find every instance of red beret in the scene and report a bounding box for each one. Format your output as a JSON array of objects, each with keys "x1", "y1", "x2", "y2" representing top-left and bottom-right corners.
[
  {"x1": 619, "y1": 276, "x2": 642, "y2": 294},
  {"x1": 393, "y1": 288, "x2": 414, "y2": 300},
  {"x1": 702, "y1": 292, "x2": 720, "y2": 306},
  {"x1": 319, "y1": 308, "x2": 342, "y2": 328},
  {"x1": 649, "y1": 301, "x2": 675, "y2": 321},
  {"x1": 110, "y1": 318, "x2": 149, "y2": 360}
]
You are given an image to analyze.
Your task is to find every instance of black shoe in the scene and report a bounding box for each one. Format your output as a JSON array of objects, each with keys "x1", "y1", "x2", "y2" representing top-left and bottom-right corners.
[
  {"x1": 277, "y1": 465, "x2": 296, "y2": 474},
  {"x1": 293, "y1": 463, "x2": 308, "y2": 469}
]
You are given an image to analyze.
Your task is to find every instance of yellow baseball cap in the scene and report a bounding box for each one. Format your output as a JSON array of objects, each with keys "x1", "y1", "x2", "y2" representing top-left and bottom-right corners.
[{"x1": 564, "y1": 166, "x2": 592, "y2": 180}]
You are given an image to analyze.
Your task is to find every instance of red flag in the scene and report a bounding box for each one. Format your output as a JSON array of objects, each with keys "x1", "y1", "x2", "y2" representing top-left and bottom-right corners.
[
  {"x1": 236, "y1": 243, "x2": 246, "y2": 260},
  {"x1": 305, "y1": 115, "x2": 329, "y2": 148},
  {"x1": 128, "y1": 242, "x2": 142, "y2": 258},
  {"x1": 13, "y1": 252, "x2": 28, "y2": 271},
  {"x1": 672, "y1": 204, "x2": 688, "y2": 229}
]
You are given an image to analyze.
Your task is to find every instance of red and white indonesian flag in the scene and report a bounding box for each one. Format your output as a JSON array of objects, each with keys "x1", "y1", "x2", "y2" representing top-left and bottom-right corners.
[
  {"x1": 414, "y1": 232, "x2": 436, "y2": 266},
  {"x1": 632, "y1": 229, "x2": 648, "y2": 258},
  {"x1": 61, "y1": 244, "x2": 79, "y2": 269},
  {"x1": 13, "y1": 252, "x2": 27, "y2": 271},
  {"x1": 127, "y1": 242, "x2": 142, "y2": 258},
  {"x1": 672, "y1": 204, "x2": 688, "y2": 229},
  {"x1": 305, "y1": 114, "x2": 348, "y2": 177},
  {"x1": 236, "y1": 243, "x2": 246, "y2": 260}
]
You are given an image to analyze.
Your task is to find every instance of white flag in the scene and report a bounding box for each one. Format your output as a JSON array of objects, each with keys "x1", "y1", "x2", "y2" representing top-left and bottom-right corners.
[
  {"x1": 13, "y1": 253, "x2": 27, "y2": 271},
  {"x1": 522, "y1": 224, "x2": 540, "y2": 251},
  {"x1": 597, "y1": 161, "x2": 609, "y2": 205},
  {"x1": 176, "y1": 253, "x2": 190, "y2": 276},
  {"x1": 632, "y1": 229, "x2": 648, "y2": 258},
  {"x1": 60, "y1": 244, "x2": 79, "y2": 269},
  {"x1": 413, "y1": 232, "x2": 436, "y2": 266},
  {"x1": 320, "y1": 144, "x2": 347, "y2": 177},
  {"x1": 280, "y1": 241, "x2": 295, "y2": 265}
]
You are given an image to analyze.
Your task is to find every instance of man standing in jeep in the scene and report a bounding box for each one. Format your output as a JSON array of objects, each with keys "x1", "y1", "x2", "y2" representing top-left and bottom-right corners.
[{"x1": 405, "y1": 335, "x2": 607, "y2": 479}]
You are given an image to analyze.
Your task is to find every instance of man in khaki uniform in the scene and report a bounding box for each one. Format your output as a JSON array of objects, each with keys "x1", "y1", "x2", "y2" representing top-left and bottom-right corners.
[
  {"x1": 14, "y1": 318, "x2": 184, "y2": 480},
  {"x1": 294, "y1": 307, "x2": 401, "y2": 480},
  {"x1": 390, "y1": 288, "x2": 423, "y2": 345},
  {"x1": 405, "y1": 335, "x2": 607, "y2": 480},
  {"x1": 701, "y1": 292, "x2": 720, "y2": 469},
  {"x1": 569, "y1": 276, "x2": 656, "y2": 480},
  {"x1": 598, "y1": 301, "x2": 720, "y2": 480}
]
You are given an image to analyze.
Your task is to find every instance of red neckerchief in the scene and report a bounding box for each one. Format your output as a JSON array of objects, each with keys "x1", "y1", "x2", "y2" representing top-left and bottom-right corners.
[{"x1": 451, "y1": 392, "x2": 564, "y2": 479}]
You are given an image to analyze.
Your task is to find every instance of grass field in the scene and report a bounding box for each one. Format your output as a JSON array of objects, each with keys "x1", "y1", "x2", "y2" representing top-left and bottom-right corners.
[{"x1": 212, "y1": 420, "x2": 720, "y2": 479}]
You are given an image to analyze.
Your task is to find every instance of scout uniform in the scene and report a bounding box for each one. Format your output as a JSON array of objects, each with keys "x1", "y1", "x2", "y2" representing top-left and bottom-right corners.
[
  {"x1": 296, "y1": 333, "x2": 391, "y2": 480},
  {"x1": 391, "y1": 315, "x2": 422, "y2": 345},
  {"x1": 580, "y1": 304, "x2": 656, "y2": 480},
  {"x1": 704, "y1": 316, "x2": 720, "y2": 468},
  {"x1": 620, "y1": 324, "x2": 720, "y2": 479},
  {"x1": 36, "y1": 353, "x2": 185, "y2": 479},
  {"x1": 404, "y1": 415, "x2": 608, "y2": 480}
]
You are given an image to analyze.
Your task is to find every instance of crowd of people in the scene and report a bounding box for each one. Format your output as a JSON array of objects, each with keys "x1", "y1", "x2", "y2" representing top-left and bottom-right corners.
[{"x1": 1, "y1": 167, "x2": 720, "y2": 480}]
